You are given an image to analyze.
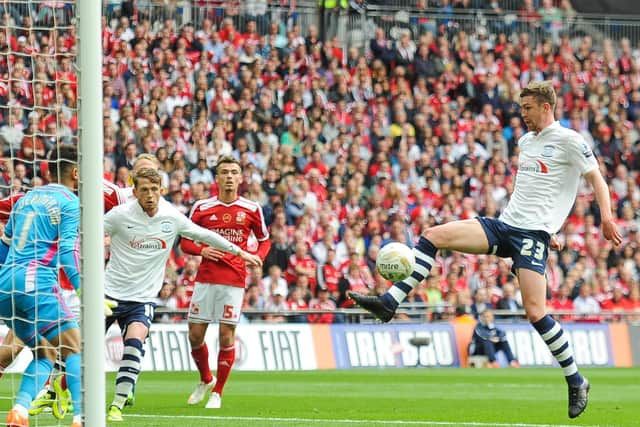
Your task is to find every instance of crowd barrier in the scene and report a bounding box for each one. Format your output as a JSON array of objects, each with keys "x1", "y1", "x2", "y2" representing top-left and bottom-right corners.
[
  {"x1": 0, "y1": 321, "x2": 634, "y2": 373},
  {"x1": 102, "y1": 1, "x2": 640, "y2": 53}
]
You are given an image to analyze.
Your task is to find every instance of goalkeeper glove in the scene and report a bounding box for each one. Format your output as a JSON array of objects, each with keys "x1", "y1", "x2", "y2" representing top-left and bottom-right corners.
[{"x1": 104, "y1": 299, "x2": 118, "y2": 316}]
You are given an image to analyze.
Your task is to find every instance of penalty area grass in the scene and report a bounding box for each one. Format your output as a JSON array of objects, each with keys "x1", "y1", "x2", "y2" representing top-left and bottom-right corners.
[{"x1": 0, "y1": 368, "x2": 637, "y2": 426}]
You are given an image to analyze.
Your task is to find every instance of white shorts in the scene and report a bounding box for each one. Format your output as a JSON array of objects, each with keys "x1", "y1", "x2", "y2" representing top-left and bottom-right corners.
[
  {"x1": 187, "y1": 283, "x2": 244, "y2": 325},
  {"x1": 62, "y1": 288, "x2": 81, "y2": 320}
]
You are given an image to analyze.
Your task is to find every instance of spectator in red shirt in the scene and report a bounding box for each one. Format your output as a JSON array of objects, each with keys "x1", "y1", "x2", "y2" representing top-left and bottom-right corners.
[
  {"x1": 308, "y1": 287, "x2": 336, "y2": 323},
  {"x1": 284, "y1": 241, "x2": 317, "y2": 291},
  {"x1": 601, "y1": 285, "x2": 630, "y2": 321},
  {"x1": 550, "y1": 284, "x2": 575, "y2": 321}
]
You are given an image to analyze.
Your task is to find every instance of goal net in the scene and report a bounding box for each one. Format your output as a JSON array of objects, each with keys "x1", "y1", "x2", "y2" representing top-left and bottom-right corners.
[{"x1": 0, "y1": 1, "x2": 104, "y2": 426}]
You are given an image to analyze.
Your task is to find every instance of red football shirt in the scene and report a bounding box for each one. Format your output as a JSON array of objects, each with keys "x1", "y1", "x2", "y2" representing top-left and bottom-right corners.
[
  {"x1": 103, "y1": 179, "x2": 133, "y2": 213},
  {"x1": 0, "y1": 193, "x2": 24, "y2": 223},
  {"x1": 180, "y1": 196, "x2": 271, "y2": 288}
]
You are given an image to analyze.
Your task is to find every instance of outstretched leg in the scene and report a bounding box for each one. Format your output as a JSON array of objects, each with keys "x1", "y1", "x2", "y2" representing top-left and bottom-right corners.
[{"x1": 350, "y1": 219, "x2": 490, "y2": 322}]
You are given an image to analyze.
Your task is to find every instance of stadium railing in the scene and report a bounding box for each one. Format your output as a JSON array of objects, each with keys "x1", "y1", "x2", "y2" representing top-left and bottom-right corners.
[{"x1": 102, "y1": 2, "x2": 640, "y2": 58}]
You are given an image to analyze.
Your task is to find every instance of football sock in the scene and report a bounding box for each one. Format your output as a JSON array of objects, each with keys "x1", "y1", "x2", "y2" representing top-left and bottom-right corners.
[
  {"x1": 47, "y1": 361, "x2": 65, "y2": 392},
  {"x1": 383, "y1": 237, "x2": 437, "y2": 308},
  {"x1": 212, "y1": 345, "x2": 235, "y2": 396},
  {"x1": 113, "y1": 338, "x2": 144, "y2": 409},
  {"x1": 191, "y1": 343, "x2": 213, "y2": 384},
  {"x1": 15, "y1": 357, "x2": 53, "y2": 409},
  {"x1": 65, "y1": 353, "x2": 82, "y2": 415},
  {"x1": 532, "y1": 315, "x2": 584, "y2": 386}
]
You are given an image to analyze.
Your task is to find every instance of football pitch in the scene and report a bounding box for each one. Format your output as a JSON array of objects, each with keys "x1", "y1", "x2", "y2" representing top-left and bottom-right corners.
[{"x1": 1, "y1": 368, "x2": 638, "y2": 426}]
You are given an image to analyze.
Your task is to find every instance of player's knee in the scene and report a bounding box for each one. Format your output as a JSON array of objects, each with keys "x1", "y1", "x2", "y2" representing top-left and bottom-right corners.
[
  {"x1": 0, "y1": 341, "x2": 23, "y2": 366},
  {"x1": 58, "y1": 328, "x2": 81, "y2": 357},
  {"x1": 188, "y1": 329, "x2": 205, "y2": 348},
  {"x1": 218, "y1": 324, "x2": 235, "y2": 347},
  {"x1": 422, "y1": 227, "x2": 444, "y2": 248},
  {"x1": 35, "y1": 345, "x2": 57, "y2": 363}
]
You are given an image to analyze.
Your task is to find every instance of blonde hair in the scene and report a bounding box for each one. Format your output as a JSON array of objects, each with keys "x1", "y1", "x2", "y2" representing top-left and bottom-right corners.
[
  {"x1": 520, "y1": 80, "x2": 556, "y2": 109},
  {"x1": 133, "y1": 167, "x2": 162, "y2": 187},
  {"x1": 133, "y1": 153, "x2": 160, "y2": 171}
]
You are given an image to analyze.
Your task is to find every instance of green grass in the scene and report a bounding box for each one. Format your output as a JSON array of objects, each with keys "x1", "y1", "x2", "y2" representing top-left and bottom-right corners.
[{"x1": 1, "y1": 368, "x2": 638, "y2": 426}]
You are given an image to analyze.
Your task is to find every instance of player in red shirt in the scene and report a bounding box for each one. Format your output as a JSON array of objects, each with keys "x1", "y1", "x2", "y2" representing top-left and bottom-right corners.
[{"x1": 181, "y1": 156, "x2": 270, "y2": 409}]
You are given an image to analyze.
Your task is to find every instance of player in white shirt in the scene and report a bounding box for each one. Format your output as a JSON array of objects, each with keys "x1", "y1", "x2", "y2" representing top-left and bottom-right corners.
[
  {"x1": 350, "y1": 81, "x2": 622, "y2": 419},
  {"x1": 104, "y1": 167, "x2": 262, "y2": 422}
]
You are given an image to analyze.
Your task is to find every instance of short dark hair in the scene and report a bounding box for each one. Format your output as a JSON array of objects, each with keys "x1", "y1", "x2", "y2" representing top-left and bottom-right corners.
[
  {"x1": 48, "y1": 144, "x2": 78, "y2": 180},
  {"x1": 215, "y1": 155, "x2": 241, "y2": 174},
  {"x1": 133, "y1": 167, "x2": 162, "y2": 187}
]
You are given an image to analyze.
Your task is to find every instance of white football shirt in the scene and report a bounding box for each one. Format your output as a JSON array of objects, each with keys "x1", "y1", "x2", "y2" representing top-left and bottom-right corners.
[
  {"x1": 104, "y1": 198, "x2": 241, "y2": 303},
  {"x1": 500, "y1": 121, "x2": 598, "y2": 234}
]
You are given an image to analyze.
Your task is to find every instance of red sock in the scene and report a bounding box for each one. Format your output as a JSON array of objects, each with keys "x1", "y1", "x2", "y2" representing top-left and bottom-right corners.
[
  {"x1": 61, "y1": 374, "x2": 67, "y2": 390},
  {"x1": 212, "y1": 345, "x2": 235, "y2": 396},
  {"x1": 191, "y1": 344, "x2": 213, "y2": 384}
]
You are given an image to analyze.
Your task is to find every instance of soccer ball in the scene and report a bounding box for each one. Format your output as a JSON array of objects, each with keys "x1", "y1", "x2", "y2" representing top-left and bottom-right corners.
[{"x1": 376, "y1": 242, "x2": 415, "y2": 282}]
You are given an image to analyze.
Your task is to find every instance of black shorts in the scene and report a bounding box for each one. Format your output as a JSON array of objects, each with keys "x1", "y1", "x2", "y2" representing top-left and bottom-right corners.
[
  {"x1": 476, "y1": 217, "x2": 550, "y2": 275},
  {"x1": 105, "y1": 296, "x2": 156, "y2": 336}
]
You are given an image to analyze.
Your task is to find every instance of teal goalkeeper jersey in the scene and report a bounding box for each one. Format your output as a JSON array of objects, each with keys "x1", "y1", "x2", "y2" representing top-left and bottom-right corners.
[{"x1": 0, "y1": 184, "x2": 80, "y2": 292}]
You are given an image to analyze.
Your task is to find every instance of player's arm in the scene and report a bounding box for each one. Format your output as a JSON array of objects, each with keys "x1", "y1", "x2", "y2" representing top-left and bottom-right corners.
[
  {"x1": 176, "y1": 213, "x2": 262, "y2": 267},
  {"x1": 253, "y1": 206, "x2": 272, "y2": 259},
  {"x1": 103, "y1": 206, "x2": 118, "y2": 236},
  {"x1": 179, "y1": 204, "x2": 211, "y2": 257},
  {"x1": 58, "y1": 201, "x2": 81, "y2": 291},
  {"x1": 570, "y1": 136, "x2": 622, "y2": 246},
  {"x1": 583, "y1": 169, "x2": 622, "y2": 246},
  {"x1": 0, "y1": 196, "x2": 20, "y2": 263},
  {"x1": 0, "y1": 220, "x2": 11, "y2": 264}
]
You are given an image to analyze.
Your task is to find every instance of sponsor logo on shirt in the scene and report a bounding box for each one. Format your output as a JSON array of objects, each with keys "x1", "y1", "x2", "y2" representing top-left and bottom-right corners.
[
  {"x1": 129, "y1": 237, "x2": 167, "y2": 250},
  {"x1": 213, "y1": 228, "x2": 245, "y2": 243},
  {"x1": 210, "y1": 214, "x2": 218, "y2": 221},
  {"x1": 518, "y1": 160, "x2": 548, "y2": 174}
]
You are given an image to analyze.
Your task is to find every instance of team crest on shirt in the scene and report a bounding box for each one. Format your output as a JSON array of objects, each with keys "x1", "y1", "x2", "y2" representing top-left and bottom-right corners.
[
  {"x1": 542, "y1": 145, "x2": 555, "y2": 158},
  {"x1": 236, "y1": 212, "x2": 246, "y2": 223},
  {"x1": 223, "y1": 213, "x2": 232, "y2": 223},
  {"x1": 160, "y1": 221, "x2": 173, "y2": 233}
]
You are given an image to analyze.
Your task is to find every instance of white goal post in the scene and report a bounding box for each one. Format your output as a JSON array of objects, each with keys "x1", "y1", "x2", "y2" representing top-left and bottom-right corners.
[{"x1": 77, "y1": 0, "x2": 105, "y2": 426}]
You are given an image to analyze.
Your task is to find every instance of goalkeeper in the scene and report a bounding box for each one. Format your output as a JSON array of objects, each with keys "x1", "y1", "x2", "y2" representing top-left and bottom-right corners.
[{"x1": 0, "y1": 145, "x2": 83, "y2": 427}]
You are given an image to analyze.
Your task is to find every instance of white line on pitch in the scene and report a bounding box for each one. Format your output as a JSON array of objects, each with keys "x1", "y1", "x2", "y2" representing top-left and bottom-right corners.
[{"x1": 125, "y1": 413, "x2": 604, "y2": 427}]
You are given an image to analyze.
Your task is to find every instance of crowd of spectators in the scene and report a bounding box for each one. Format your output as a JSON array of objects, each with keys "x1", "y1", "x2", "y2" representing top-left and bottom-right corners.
[{"x1": 0, "y1": 1, "x2": 639, "y2": 324}]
